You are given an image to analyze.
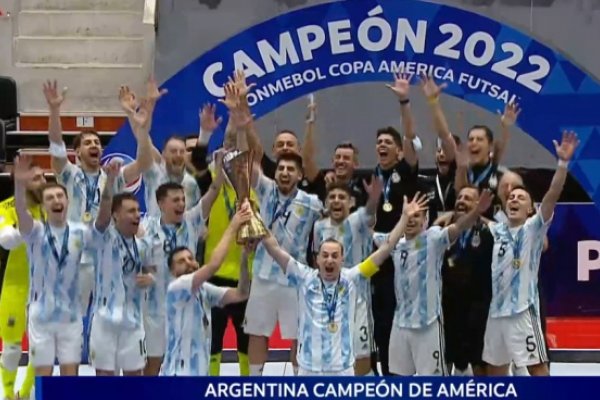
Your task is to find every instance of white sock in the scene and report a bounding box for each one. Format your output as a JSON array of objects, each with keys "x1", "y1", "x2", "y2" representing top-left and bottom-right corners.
[
  {"x1": 249, "y1": 364, "x2": 264, "y2": 376},
  {"x1": 364, "y1": 370, "x2": 375, "y2": 376}
]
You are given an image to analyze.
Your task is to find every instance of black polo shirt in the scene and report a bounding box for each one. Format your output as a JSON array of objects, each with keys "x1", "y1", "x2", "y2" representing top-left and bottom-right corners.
[{"x1": 442, "y1": 220, "x2": 493, "y2": 305}]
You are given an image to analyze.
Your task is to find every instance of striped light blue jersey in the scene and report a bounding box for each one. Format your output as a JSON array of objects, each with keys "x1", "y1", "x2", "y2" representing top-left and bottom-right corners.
[
  {"x1": 143, "y1": 161, "x2": 201, "y2": 218},
  {"x1": 313, "y1": 207, "x2": 374, "y2": 301},
  {"x1": 140, "y1": 204, "x2": 207, "y2": 320},
  {"x1": 58, "y1": 162, "x2": 126, "y2": 223},
  {"x1": 22, "y1": 221, "x2": 91, "y2": 324},
  {"x1": 91, "y1": 225, "x2": 155, "y2": 329},
  {"x1": 488, "y1": 212, "x2": 552, "y2": 318},
  {"x1": 253, "y1": 174, "x2": 323, "y2": 285},
  {"x1": 374, "y1": 226, "x2": 450, "y2": 329},
  {"x1": 287, "y1": 259, "x2": 365, "y2": 373},
  {"x1": 160, "y1": 273, "x2": 227, "y2": 376}
]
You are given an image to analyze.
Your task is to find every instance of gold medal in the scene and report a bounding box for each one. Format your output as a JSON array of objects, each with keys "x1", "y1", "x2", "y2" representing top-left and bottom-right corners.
[
  {"x1": 512, "y1": 259, "x2": 522, "y2": 269},
  {"x1": 82, "y1": 212, "x2": 92, "y2": 223},
  {"x1": 327, "y1": 322, "x2": 338, "y2": 333},
  {"x1": 383, "y1": 202, "x2": 393, "y2": 212}
]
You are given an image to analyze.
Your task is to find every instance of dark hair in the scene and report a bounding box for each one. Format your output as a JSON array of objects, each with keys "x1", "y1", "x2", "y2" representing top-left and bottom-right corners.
[
  {"x1": 73, "y1": 130, "x2": 101, "y2": 150},
  {"x1": 111, "y1": 193, "x2": 138, "y2": 214},
  {"x1": 185, "y1": 135, "x2": 198, "y2": 143},
  {"x1": 508, "y1": 184, "x2": 536, "y2": 215},
  {"x1": 468, "y1": 125, "x2": 494, "y2": 144},
  {"x1": 168, "y1": 246, "x2": 192, "y2": 270},
  {"x1": 163, "y1": 135, "x2": 186, "y2": 149},
  {"x1": 326, "y1": 182, "x2": 352, "y2": 197},
  {"x1": 156, "y1": 182, "x2": 184, "y2": 203},
  {"x1": 276, "y1": 152, "x2": 304, "y2": 172},
  {"x1": 318, "y1": 238, "x2": 344, "y2": 255},
  {"x1": 40, "y1": 182, "x2": 68, "y2": 198},
  {"x1": 275, "y1": 129, "x2": 298, "y2": 139},
  {"x1": 452, "y1": 135, "x2": 462, "y2": 146},
  {"x1": 376, "y1": 127, "x2": 403, "y2": 148},
  {"x1": 335, "y1": 141, "x2": 359, "y2": 157}
]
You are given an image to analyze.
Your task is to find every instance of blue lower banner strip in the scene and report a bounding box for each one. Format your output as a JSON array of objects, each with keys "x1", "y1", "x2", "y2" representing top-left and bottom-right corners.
[{"x1": 36, "y1": 377, "x2": 598, "y2": 400}]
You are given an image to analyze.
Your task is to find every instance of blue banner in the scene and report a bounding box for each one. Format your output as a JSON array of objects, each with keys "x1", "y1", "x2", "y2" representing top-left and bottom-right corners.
[
  {"x1": 36, "y1": 377, "x2": 598, "y2": 400},
  {"x1": 104, "y1": 0, "x2": 600, "y2": 213}
]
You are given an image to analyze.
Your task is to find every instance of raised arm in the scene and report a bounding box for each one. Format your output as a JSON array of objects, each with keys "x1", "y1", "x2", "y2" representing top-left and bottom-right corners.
[
  {"x1": 362, "y1": 175, "x2": 383, "y2": 225},
  {"x1": 191, "y1": 205, "x2": 252, "y2": 290},
  {"x1": 261, "y1": 231, "x2": 292, "y2": 271},
  {"x1": 370, "y1": 193, "x2": 429, "y2": 268},
  {"x1": 43, "y1": 80, "x2": 69, "y2": 174},
  {"x1": 386, "y1": 71, "x2": 417, "y2": 167},
  {"x1": 454, "y1": 142, "x2": 470, "y2": 192},
  {"x1": 221, "y1": 243, "x2": 253, "y2": 305},
  {"x1": 95, "y1": 160, "x2": 121, "y2": 232},
  {"x1": 420, "y1": 74, "x2": 456, "y2": 162},
  {"x1": 200, "y1": 149, "x2": 226, "y2": 218},
  {"x1": 13, "y1": 155, "x2": 36, "y2": 236},
  {"x1": 447, "y1": 190, "x2": 493, "y2": 243},
  {"x1": 493, "y1": 103, "x2": 520, "y2": 164},
  {"x1": 302, "y1": 97, "x2": 320, "y2": 182},
  {"x1": 230, "y1": 70, "x2": 264, "y2": 160},
  {"x1": 121, "y1": 95, "x2": 155, "y2": 184},
  {"x1": 540, "y1": 131, "x2": 578, "y2": 222}
]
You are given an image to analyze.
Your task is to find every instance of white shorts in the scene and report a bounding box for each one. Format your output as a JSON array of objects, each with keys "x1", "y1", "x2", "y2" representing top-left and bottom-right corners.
[
  {"x1": 244, "y1": 278, "x2": 298, "y2": 340},
  {"x1": 482, "y1": 307, "x2": 548, "y2": 368},
  {"x1": 89, "y1": 314, "x2": 146, "y2": 372},
  {"x1": 298, "y1": 367, "x2": 354, "y2": 376},
  {"x1": 389, "y1": 319, "x2": 447, "y2": 376},
  {"x1": 28, "y1": 319, "x2": 82, "y2": 367},
  {"x1": 353, "y1": 299, "x2": 375, "y2": 359},
  {"x1": 144, "y1": 315, "x2": 166, "y2": 358}
]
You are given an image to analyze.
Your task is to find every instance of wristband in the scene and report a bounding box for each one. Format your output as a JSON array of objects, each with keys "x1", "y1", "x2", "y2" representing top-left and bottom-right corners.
[
  {"x1": 558, "y1": 159, "x2": 569, "y2": 168},
  {"x1": 399, "y1": 98, "x2": 410, "y2": 105},
  {"x1": 427, "y1": 96, "x2": 439, "y2": 105},
  {"x1": 48, "y1": 141, "x2": 68, "y2": 158}
]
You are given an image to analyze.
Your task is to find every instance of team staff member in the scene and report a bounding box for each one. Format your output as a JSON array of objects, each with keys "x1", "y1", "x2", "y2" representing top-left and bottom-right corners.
[
  {"x1": 370, "y1": 71, "x2": 419, "y2": 375},
  {"x1": 437, "y1": 186, "x2": 494, "y2": 376},
  {"x1": 0, "y1": 163, "x2": 46, "y2": 400}
]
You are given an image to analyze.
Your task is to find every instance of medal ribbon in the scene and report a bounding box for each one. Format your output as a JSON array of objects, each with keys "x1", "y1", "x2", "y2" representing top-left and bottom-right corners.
[
  {"x1": 467, "y1": 162, "x2": 494, "y2": 187},
  {"x1": 321, "y1": 278, "x2": 340, "y2": 325},
  {"x1": 269, "y1": 189, "x2": 296, "y2": 229},
  {"x1": 119, "y1": 234, "x2": 141, "y2": 273},
  {"x1": 375, "y1": 166, "x2": 392, "y2": 206},
  {"x1": 83, "y1": 173, "x2": 100, "y2": 213},
  {"x1": 162, "y1": 225, "x2": 178, "y2": 254},
  {"x1": 45, "y1": 222, "x2": 70, "y2": 269},
  {"x1": 435, "y1": 174, "x2": 453, "y2": 212},
  {"x1": 505, "y1": 226, "x2": 524, "y2": 263}
]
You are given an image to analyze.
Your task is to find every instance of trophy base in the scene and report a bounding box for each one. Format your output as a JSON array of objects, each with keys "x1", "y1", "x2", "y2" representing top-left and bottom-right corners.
[{"x1": 236, "y1": 215, "x2": 268, "y2": 245}]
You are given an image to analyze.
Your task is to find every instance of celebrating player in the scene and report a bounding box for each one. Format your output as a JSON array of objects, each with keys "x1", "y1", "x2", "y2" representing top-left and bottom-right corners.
[
  {"x1": 160, "y1": 205, "x2": 253, "y2": 376},
  {"x1": 312, "y1": 177, "x2": 382, "y2": 375},
  {"x1": 374, "y1": 189, "x2": 493, "y2": 376},
  {"x1": 483, "y1": 131, "x2": 578, "y2": 376},
  {"x1": 245, "y1": 151, "x2": 323, "y2": 376},
  {"x1": 140, "y1": 157, "x2": 222, "y2": 376},
  {"x1": 44, "y1": 80, "x2": 154, "y2": 315},
  {"x1": 88, "y1": 170, "x2": 157, "y2": 377},
  {"x1": 13, "y1": 155, "x2": 113, "y2": 377},
  {"x1": 261, "y1": 194, "x2": 428, "y2": 375},
  {"x1": 0, "y1": 162, "x2": 45, "y2": 399}
]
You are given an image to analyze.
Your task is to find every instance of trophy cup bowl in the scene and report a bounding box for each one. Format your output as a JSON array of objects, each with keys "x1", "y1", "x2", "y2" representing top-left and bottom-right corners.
[{"x1": 222, "y1": 149, "x2": 268, "y2": 244}]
